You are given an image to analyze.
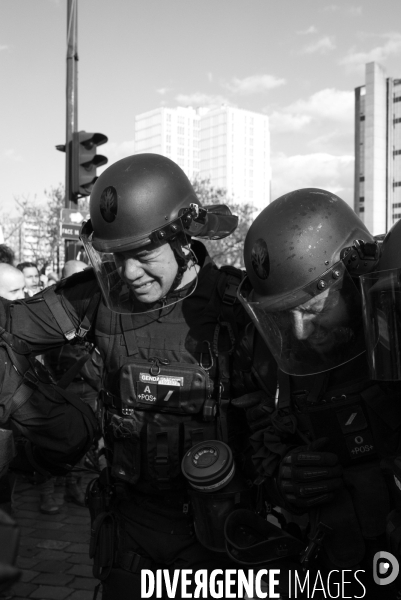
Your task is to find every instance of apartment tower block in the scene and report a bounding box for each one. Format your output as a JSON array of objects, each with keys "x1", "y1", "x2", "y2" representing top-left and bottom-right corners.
[
  {"x1": 133, "y1": 105, "x2": 271, "y2": 212},
  {"x1": 355, "y1": 62, "x2": 401, "y2": 235}
]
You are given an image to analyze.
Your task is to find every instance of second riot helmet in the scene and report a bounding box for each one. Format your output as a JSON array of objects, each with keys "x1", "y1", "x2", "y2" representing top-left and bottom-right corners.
[{"x1": 238, "y1": 188, "x2": 380, "y2": 375}]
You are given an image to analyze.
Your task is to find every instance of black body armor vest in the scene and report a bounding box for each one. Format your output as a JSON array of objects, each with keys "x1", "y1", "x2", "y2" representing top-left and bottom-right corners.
[{"x1": 95, "y1": 262, "x2": 247, "y2": 493}]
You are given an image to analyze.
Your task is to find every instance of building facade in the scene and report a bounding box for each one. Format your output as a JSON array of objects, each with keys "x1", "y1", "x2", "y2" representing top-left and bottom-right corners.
[
  {"x1": 134, "y1": 105, "x2": 271, "y2": 212},
  {"x1": 355, "y1": 62, "x2": 401, "y2": 235}
]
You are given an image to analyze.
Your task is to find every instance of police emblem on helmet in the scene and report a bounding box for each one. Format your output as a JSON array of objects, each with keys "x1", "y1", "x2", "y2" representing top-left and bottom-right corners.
[
  {"x1": 100, "y1": 186, "x2": 118, "y2": 223},
  {"x1": 251, "y1": 238, "x2": 270, "y2": 280}
]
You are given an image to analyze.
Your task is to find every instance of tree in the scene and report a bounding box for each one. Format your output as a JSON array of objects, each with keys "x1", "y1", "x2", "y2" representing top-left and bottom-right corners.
[{"x1": 191, "y1": 178, "x2": 254, "y2": 269}]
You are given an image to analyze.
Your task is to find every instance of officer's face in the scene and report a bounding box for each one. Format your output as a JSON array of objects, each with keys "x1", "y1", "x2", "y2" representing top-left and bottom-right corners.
[
  {"x1": 290, "y1": 288, "x2": 352, "y2": 352},
  {"x1": 22, "y1": 267, "x2": 40, "y2": 290},
  {"x1": 114, "y1": 243, "x2": 179, "y2": 303},
  {"x1": 0, "y1": 269, "x2": 25, "y2": 300}
]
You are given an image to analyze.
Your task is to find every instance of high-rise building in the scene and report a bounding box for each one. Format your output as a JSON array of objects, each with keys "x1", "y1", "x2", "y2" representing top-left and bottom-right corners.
[
  {"x1": 354, "y1": 62, "x2": 401, "y2": 235},
  {"x1": 133, "y1": 105, "x2": 271, "y2": 211}
]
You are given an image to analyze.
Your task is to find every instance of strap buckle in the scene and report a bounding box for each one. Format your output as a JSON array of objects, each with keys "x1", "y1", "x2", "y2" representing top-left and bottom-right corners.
[{"x1": 222, "y1": 276, "x2": 239, "y2": 305}]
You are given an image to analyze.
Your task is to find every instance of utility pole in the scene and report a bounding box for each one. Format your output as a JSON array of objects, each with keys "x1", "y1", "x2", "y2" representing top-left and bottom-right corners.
[
  {"x1": 65, "y1": 0, "x2": 78, "y2": 260},
  {"x1": 65, "y1": 0, "x2": 78, "y2": 207}
]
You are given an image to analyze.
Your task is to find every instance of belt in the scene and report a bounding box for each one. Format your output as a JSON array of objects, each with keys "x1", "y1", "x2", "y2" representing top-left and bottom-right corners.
[{"x1": 115, "y1": 548, "x2": 154, "y2": 574}]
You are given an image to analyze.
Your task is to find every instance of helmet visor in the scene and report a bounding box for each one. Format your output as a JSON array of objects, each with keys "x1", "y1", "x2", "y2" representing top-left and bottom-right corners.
[
  {"x1": 360, "y1": 268, "x2": 401, "y2": 380},
  {"x1": 238, "y1": 260, "x2": 366, "y2": 375},
  {"x1": 80, "y1": 221, "x2": 197, "y2": 315}
]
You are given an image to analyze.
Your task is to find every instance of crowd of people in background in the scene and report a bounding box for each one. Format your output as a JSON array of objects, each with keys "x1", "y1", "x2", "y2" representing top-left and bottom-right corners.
[
  {"x1": 0, "y1": 243, "x2": 59, "y2": 298},
  {"x1": 0, "y1": 242, "x2": 104, "y2": 516}
]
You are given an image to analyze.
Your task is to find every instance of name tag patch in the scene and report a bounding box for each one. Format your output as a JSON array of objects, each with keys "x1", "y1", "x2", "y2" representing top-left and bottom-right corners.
[{"x1": 136, "y1": 373, "x2": 183, "y2": 407}]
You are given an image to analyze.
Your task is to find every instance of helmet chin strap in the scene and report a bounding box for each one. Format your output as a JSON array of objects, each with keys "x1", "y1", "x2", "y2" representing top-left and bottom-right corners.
[{"x1": 169, "y1": 235, "x2": 195, "y2": 291}]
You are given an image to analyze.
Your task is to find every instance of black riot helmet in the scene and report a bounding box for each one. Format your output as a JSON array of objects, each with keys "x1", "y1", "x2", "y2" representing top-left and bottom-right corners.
[
  {"x1": 80, "y1": 153, "x2": 238, "y2": 314},
  {"x1": 361, "y1": 219, "x2": 401, "y2": 380},
  {"x1": 238, "y1": 188, "x2": 380, "y2": 375}
]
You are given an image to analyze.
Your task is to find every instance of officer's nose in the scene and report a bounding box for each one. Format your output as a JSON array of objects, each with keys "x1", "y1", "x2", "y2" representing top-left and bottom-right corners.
[
  {"x1": 121, "y1": 258, "x2": 145, "y2": 282},
  {"x1": 291, "y1": 310, "x2": 315, "y2": 340}
]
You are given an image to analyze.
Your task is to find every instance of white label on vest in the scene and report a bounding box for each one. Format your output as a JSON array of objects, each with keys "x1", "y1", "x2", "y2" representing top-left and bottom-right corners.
[{"x1": 139, "y1": 373, "x2": 183, "y2": 386}]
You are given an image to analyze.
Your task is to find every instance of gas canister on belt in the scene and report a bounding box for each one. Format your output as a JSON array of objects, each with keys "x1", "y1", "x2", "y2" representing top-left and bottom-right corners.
[{"x1": 181, "y1": 441, "x2": 252, "y2": 552}]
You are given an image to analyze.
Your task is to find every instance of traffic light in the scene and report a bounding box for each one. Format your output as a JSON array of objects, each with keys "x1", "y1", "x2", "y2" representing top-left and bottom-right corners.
[{"x1": 71, "y1": 131, "x2": 108, "y2": 197}]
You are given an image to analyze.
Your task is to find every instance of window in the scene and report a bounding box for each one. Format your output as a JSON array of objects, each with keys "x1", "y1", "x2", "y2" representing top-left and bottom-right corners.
[
  {"x1": 359, "y1": 176, "x2": 365, "y2": 182},
  {"x1": 178, "y1": 126, "x2": 185, "y2": 135},
  {"x1": 178, "y1": 148, "x2": 184, "y2": 156},
  {"x1": 166, "y1": 135, "x2": 171, "y2": 143},
  {"x1": 360, "y1": 115, "x2": 365, "y2": 121},
  {"x1": 178, "y1": 116, "x2": 184, "y2": 124},
  {"x1": 392, "y1": 203, "x2": 401, "y2": 209},
  {"x1": 394, "y1": 213, "x2": 401, "y2": 219},
  {"x1": 359, "y1": 207, "x2": 365, "y2": 212},
  {"x1": 394, "y1": 150, "x2": 401, "y2": 156},
  {"x1": 394, "y1": 97, "x2": 401, "y2": 103},
  {"x1": 394, "y1": 182, "x2": 401, "y2": 187},
  {"x1": 394, "y1": 118, "x2": 401, "y2": 124},
  {"x1": 166, "y1": 145, "x2": 171, "y2": 153},
  {"x1": 359, "y1": 197, "x2": 364, "y2": 203},
  {"x1": 178, "y1": 137, "x2": 184, "y2": 146},
  {"x1": 166, "y1": 114, "x2": 171, "y2": 122}
]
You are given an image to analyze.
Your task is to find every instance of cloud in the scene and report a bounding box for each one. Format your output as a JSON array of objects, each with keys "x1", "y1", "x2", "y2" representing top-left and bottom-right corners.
[
  {"x1": 340, "y1": 32, "x2": 401, "y2": 71},
  {"x1": 175, "y1": 92, "x2": 232, "y2": 106},
  {"x1": 224, "y1": 74, "x2": 286, "y2": 94},
  {"x1": 321, "y1": 4, "x2": 361, "y2": 15},
  {"x1": 267, "y1": 88, "x2": 354, "y2": 133},
  {"x1": 156, "y1": 87, "x2": 170, "y2": 95},
  {"x1": 302, "y1": 36, "x2": 336, "y2": 54},
  {"x1": 271, "y1": 152, "x2": 354, "y2": 207},
  {"x1": 0, "y1": 45, "x2": 9, "y2": 51},
  {"x1": 321, "y1": 4, "x2": 340, "y2": 11},
  {"x1": 207, "y1": 72, "x2": 213, "y2": 83},
  {"x1": 269, "y1": 112, "x2": 312, "y2": 133},
  {"x1": 3, "y1": 149, "x2": 23, "y2": 162},
  {"x1": 287, "y1": 88, "x2": 354, "y2": 122},
  {"x1": 297, "y1": 26, "x2": 317, "y2": 35},
  {"x1": 348, "y1": 6, "x2": 362, "y2": 15}
]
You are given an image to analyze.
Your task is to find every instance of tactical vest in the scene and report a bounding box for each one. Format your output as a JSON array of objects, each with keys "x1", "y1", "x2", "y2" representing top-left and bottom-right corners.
[
  {"x1": 94, "y1": 263, "x2": 247, "y2": 493},
  {"x1": 274, "y1": 357, "x2": 401, "y2": 566}
]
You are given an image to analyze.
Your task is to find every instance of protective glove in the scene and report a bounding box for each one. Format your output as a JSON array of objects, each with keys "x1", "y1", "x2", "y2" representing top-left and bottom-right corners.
[
  {"x1": 278, "y1": 437, "x2": 343, "y2": 509},
  {"x1": 231, "y1": 390, "x2": 274, "y2": 433}
]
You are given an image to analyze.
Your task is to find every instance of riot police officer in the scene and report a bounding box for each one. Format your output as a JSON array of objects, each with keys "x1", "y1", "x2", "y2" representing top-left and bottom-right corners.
[
  {"x1": 238, "y1": 188, "x2": 401, "y2": 598},
  {"x1": 0, "y1": 154, "x2": 270, "y2": 599}
]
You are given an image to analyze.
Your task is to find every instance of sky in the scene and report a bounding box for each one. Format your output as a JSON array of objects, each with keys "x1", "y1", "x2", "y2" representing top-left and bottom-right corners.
[{"x1": 1, "y1": 0, "x2": 401, "y2": 215}]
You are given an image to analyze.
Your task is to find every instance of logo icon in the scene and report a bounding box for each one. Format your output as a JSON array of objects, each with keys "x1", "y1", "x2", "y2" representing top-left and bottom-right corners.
[
  {"x1": 100, "y1": 186, "x2": 118, "y2": 223},
  {"x1": 373, "y1": 551, "x2": 399, "y2": 586},
  {"x1": 251, "y1": 238, "x2": 270, "y2": 280}
]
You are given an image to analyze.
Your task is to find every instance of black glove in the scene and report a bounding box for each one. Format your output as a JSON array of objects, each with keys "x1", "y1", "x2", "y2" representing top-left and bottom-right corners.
[
  {"x1": 278, "y1": 437, "x2": 343, "y2": 509},
  {"x1": 231, "y1": 390, "x2": 274, "y2": 433}
]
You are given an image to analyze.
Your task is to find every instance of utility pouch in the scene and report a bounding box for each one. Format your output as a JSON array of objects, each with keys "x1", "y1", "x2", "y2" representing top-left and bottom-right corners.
[
  {"x1": 90, "y1": 511, "x2": 116, "y2": 581},
  {"x1": 0, "y1": 509, "x2": 20, "y2": 594},
  {"x1": 111, "y1": 436, "x2": 141, "y2": 485},
  {"x1": 106, "y1": 359, "x2": 211, "y2": 415},
  {"x1": 0, "y1": 509, "x2": 20, "y2": 566},
  {"x1": 85, "y1": 475, "x2": 115, "y2": 522},
  {"x1": 300, "y1": 395, "x2": 377, "y2": 466}
]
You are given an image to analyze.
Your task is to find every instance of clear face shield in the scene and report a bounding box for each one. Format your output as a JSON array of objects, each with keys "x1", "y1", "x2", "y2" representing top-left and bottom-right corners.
[
  {"x1": 360, "y1": 268, "x2": 401, "y2": 381},
  {"x1": 80, "y1": 220, "x2": 198, "y2": 315},
  {"x1": 238, "y1": 260, "x2": 366, "y2": 375}
]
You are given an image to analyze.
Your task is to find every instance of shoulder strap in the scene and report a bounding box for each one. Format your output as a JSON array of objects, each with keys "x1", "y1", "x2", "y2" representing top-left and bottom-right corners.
[
  {"x1": 219, "y1": 265, "x2": 245, "y2": 308},
  {"x1": 120, "y1": 314, "x2": 139, "y2": 356},
  {"x1": 56, "y1": 351, "x2": 94, "y2": 389},
  {"x1": 76, "y1": 292, "x2": 102, "y2": 339},
  {"x1": 42, "y1": 288, "x2": 77, "y2": 341}
]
